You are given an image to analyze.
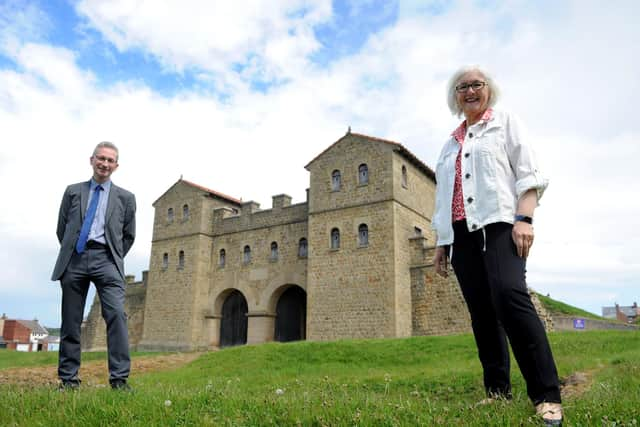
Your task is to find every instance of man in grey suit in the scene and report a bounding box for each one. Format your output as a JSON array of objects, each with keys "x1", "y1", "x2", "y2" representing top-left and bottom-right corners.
[{"x1": 52, "y1": 141, "x2": 136, "y2": 390}]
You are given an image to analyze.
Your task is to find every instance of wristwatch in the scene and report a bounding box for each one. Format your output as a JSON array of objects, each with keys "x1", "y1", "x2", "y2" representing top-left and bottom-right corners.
[{"x1": 514, "y1": 214, "x2": 533, "y2": 224}]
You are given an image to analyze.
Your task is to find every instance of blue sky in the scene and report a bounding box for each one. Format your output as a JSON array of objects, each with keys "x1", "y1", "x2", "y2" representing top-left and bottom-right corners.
[{"x1": 1, "y1": 0, "x2": 639, "y2": 328}]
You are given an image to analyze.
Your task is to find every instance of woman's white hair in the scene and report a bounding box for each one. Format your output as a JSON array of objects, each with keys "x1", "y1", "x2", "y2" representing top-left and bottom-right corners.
[{"x1": 446, "y1": 65, "x2": 500, "y2": 117}]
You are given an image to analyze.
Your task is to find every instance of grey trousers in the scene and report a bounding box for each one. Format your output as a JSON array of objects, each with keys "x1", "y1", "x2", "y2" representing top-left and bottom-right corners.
[{"x1": 58, "y1": 244, "x2": 130, "y2": 382}]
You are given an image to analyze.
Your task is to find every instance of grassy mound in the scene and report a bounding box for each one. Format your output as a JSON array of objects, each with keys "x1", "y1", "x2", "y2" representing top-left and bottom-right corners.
[{"x1": 535, "y1": 292, "x2": 604, "y2": 320}]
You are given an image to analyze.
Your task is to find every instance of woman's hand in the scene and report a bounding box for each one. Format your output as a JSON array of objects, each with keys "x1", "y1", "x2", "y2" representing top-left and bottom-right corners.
[
  {"x1": 513, "y1": 189, "x2": 538, "y2": 258},
  {"x1": 434, "y1": 246, "x2": 449, "y2": 277},
  {"x1": 512, "y1": 221, "x2": 534, "y2": 258}
]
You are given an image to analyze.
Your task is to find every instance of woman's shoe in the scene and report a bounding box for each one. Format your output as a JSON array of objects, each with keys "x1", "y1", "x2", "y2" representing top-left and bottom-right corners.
[{"x1": 535, "y1": 402, "x2": 563, "y2": 426}]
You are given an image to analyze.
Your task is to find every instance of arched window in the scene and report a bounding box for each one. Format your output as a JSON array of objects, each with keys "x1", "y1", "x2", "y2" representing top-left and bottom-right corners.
[
  {"x1": 219, "y1": 249, "x2": 226, "y2": 268},
  {"x1": 331, "y1": 228, "x2": 340, "y2": 249},
  {"x1": 243, "y1": 245, "x2": 251, "y2": 264},
  {"x1": 358, "y1": 163, "x2": 369, "y2": 185},
  {"x1": 298, "y1": 238, "x2": 308, "y2": 258},
  {"x1": 167, "y1": 207, "x2": 174, "y2": 223},
  {"x1": 331, "y1": 170, "x2": 341, "y2": 191},
  {"x1": 358, "y1": 224, "x2": 369, "y2": 246},
  {"x1": 162, "y1": 253, "x2": 168, "y2": 270},
  {"x1": 178, "y1": 250, "x2": 185, "y2": 269},
  {"x1": 401, "y1": 165, "x2": 408, "y2": 188},
  {"x1": 182, "y1": 204, "x2": 190, "y2": 220},
  {"x1": 270, "y1": 241, "x2": 278, "y2": 261}
]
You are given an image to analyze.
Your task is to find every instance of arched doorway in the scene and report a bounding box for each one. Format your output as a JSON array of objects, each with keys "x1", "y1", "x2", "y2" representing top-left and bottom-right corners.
[
  {"x1": 220, "y1": 290, "x2": 248, "y2": 347},
  {"x1": 275, "y1": 286, "x2": 307, "y2": 342}
]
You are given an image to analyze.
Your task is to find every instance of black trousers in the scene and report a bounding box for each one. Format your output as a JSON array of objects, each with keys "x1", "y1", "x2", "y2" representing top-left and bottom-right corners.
[{"x1": 451, "y1": 220, "x2": 561, "y2": 404}]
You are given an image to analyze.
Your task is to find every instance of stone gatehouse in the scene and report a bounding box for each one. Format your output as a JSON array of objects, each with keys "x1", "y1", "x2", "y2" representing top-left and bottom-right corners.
[{"x1": 81, "y1": 131, "x2": 550, "y2": 351}]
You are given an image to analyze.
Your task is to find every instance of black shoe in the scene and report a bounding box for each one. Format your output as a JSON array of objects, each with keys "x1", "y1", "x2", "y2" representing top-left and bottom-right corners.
[
  {"x1": 58, "y1": 379, "x2": 80, "y2": 391},
  {"x1": 110, "y1": 379, "x2": 132, "y2": 391}
]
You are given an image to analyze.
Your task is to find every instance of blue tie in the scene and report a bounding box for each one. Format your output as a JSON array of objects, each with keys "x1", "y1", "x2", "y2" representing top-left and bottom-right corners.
[{"x1": 76, "y1": 185, "x2": 103, "y2": 254}]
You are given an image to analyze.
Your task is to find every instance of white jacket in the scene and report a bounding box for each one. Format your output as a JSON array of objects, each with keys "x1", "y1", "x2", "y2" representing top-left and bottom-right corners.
[{"x1": 432, "y1": 110, "x2": 548, "y2": 246}]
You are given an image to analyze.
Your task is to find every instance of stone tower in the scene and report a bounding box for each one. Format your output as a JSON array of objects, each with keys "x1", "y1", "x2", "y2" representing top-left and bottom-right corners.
[
  {"x1": 305, "y1": 132, "x2": 436, "y2": 340},
  {"x1": 137, "y1": 180, "x2": 242, "y2": 350}
]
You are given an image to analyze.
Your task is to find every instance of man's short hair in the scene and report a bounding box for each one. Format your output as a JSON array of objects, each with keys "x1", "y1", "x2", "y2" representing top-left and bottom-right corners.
[{"x1": 93, "y1": 141, "x2": 119, "y2": 161}]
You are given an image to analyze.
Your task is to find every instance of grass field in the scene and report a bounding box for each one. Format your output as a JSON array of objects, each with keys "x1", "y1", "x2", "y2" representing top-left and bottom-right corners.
[{"x1": 1, "y1": 330, "x2": 638, "y2": 426}]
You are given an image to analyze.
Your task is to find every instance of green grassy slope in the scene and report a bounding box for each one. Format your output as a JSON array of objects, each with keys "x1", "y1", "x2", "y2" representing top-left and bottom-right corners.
[
  {"x1": 1, "y1": 330, "x2": 639, "y2": 426},
  {"x1": 535, "y1": 292, "x2": 605, "y2": 320}
]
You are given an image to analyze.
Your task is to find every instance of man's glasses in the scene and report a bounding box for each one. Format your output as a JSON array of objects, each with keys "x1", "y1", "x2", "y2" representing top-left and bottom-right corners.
[
  {"x1": 455, "y1": 81, "x2": 487, "y2": 93},
  {"x1": 94, "y1": 155, "x2": 117, "y2": 164}
]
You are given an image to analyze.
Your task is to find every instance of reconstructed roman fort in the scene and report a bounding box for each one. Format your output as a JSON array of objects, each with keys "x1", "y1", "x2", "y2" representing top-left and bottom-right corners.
[{"x1": 81, "y1": 131, "x2": 551, "y2": 351}]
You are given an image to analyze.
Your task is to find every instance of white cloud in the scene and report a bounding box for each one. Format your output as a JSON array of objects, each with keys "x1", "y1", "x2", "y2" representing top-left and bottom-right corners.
[
  {"x1": 0, "y1": 0, "x2": 51, "y2": 55},
  {"x1": 75, "y1": 0, "x2": 332, "y2": 87}
]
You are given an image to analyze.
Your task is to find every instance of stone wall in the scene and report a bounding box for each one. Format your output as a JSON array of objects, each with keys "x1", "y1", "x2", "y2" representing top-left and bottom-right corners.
[
  {"x1": 391, "y1": 150, "x2": 436, "y2": 222},
  {"x1": 392, "y1": 203, "x2": 433, "y2": 337},
  {"x1": 306, "y1": 134, "x2": 395, "y2": 214},
  {"x1": 410, "y1": 242, "x2": 471, "y2": 336},
  {"x1": 531, "y1": 291, "x2": 553, "y2": 331},
  {"x1": 81, "y1": 271, "x2": 148, "y2": 351},
  {"x1": 553, "y1": 316, "x2": 638, "y2": 331},
  {"x1": 214, "y1": 202, "x2": 308, "y2": 236},
  {"x1": 307, "y1": 201, "x2": 397, "y2": 340}
]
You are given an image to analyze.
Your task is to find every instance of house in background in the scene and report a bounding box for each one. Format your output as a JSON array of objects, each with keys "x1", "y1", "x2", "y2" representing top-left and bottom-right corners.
[
  {"x1": 44, "y1": 335, "x2": 60, "y2": 352},
  {"x1": 0, "y1": 313, "x2": 6, "y2": 349},
  {"x1": 1, "y1": 318, "x2": 50, "y2": 351},
  {"x1": 602, "y1": 303, "x2": 639, "y2": 324}
]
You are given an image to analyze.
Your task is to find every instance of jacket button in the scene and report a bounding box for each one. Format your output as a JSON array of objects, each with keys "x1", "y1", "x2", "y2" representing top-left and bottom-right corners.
[
  {"x1": 471, "y1": 224, "x2": 477, "y2": 230},
  {"x1": 464, "y1": 152, "x2": 470, "y2": 158},
  {"x1": 468, "y1": 132, "x2": 474, "y2": 138},
  {"x1": 467, "y1": 197, "x2": 474, "y2": 203},
  {"x1": 465, "y1": 173, "x2": 471, "y2": 179}
]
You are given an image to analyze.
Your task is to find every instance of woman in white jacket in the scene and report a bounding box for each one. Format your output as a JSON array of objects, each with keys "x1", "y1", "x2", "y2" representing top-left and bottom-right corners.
[{"x1": 432, "y1": 65, "x2": 562, "y2": 426}]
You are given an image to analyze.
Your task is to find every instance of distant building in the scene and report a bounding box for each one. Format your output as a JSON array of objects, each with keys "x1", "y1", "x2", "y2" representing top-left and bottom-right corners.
[
  {"x1": 0, "y1": 313, "x2": 6, "y2": 349},
  {"x1": 1, "y1": 318, "x2": 49, "y2": 352},
  {"x1": 44, "y1": 335, "x2": 60, "y2": 352},
  {"x1": 602, "y1": 303, "x2": 639, "y2": 323}
]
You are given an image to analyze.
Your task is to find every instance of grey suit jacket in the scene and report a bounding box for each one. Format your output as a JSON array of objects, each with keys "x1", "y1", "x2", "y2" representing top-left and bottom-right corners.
[{"x1": 51, "y1": 180, "x2": 136, "y2": 281}]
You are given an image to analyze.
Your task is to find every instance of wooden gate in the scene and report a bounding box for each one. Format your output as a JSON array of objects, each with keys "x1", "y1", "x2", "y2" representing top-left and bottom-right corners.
[
  {"x1": 220, "y1": 290, "x2": 248, "y2": 347},
  {"x1": 275, "y1": 286, "x2": 307, "y2": 342}
]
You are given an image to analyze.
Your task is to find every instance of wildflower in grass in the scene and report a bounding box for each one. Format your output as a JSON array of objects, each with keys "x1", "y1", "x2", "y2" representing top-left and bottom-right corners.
[
  {"x1": 384, "y1": 373, "x2": 392, "y2": 394},
  {"x1": 164, "y1": 400, "x2": 172, "y2": 407},
  {"x1": 275, "y1": 388, "x2": 284, "y2": 395}
]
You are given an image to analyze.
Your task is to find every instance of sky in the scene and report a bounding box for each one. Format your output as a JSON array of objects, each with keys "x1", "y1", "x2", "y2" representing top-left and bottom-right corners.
[{"x1": 0, "y1": 0, "x2": 638, "y2": 328}]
